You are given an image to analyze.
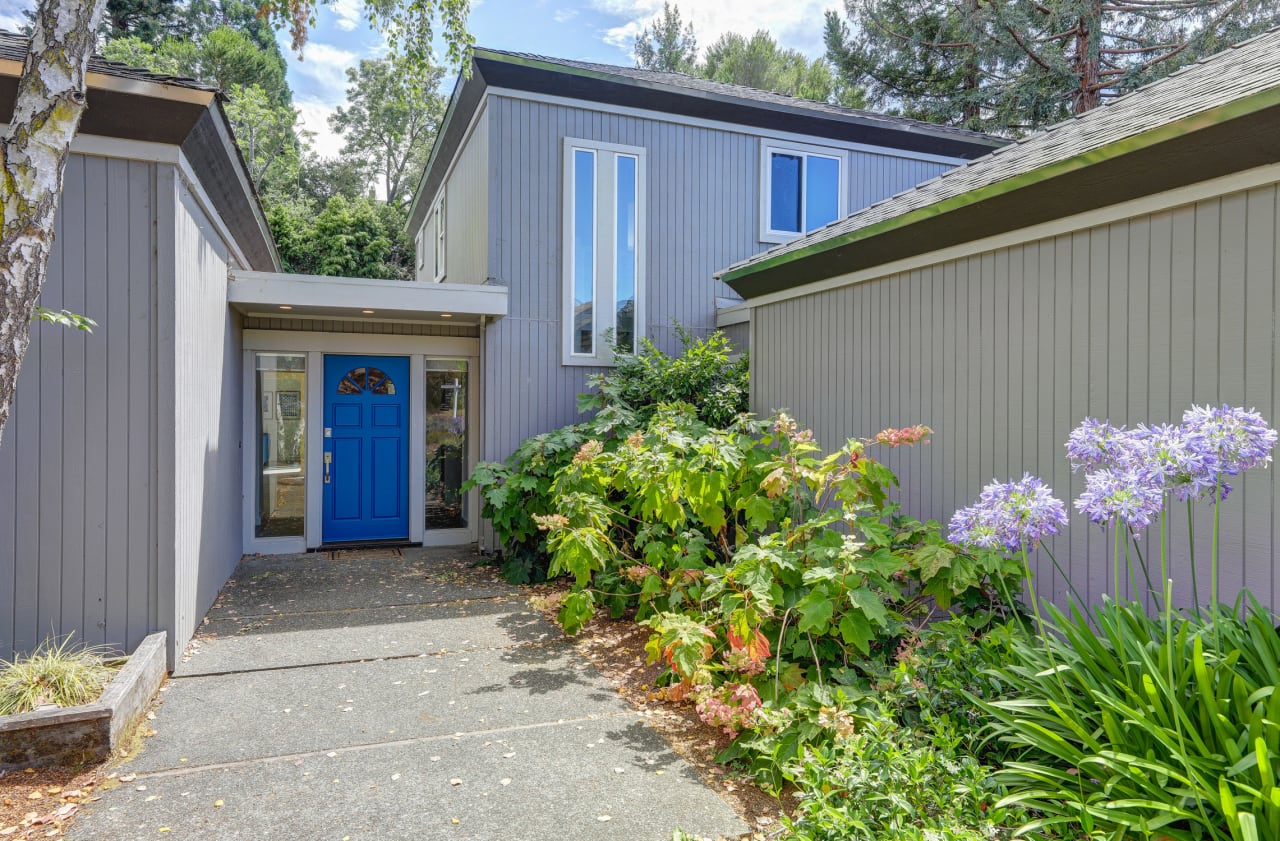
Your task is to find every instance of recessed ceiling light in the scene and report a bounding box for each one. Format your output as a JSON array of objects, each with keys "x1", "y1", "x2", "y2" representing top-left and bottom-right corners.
[
  {"x1": 440, "y1": 313, "x2": 453, "y2": 318},
  {"x1": 362, "y1": 309, "x2": 375, "y2": 314},
  {"x1": 278, "y1": 305, "x2": 293, "y2": 310}
]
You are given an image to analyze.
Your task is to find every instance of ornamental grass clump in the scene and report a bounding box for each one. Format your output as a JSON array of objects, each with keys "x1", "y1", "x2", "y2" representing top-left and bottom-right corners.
[
  {"x1": 949, "y1": 404, "x2": 1280, "y2": 841},
  {"x1": 0, "y1": 636, "x2": 116, "y2": 715}
]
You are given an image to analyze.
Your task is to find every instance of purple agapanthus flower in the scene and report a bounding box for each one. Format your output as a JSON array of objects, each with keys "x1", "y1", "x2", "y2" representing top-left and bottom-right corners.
[
  {"x1": 1065, "y1": 419, "x2": 1131, "y2": 472},
  {"x1": 1073, "y1": 467, "x2": 1165, "y2": 533},
  {"x1": 949, "y1": 473, "x2": 1068, "y2": 554},
  {"x1": 1126, "y1": 423, "x2": 1215, "y2": 502},
  {"x1": 1181, "y1": 404, "x2": 1278, "y2": 480}
]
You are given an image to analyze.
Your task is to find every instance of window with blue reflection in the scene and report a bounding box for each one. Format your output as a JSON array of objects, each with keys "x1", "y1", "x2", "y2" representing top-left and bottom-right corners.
[
  {"x1": 806, "y1": 156, "x2": 840, "y2": 230},
  {"x1": 573, "y1": 149, "x2": 595, "y2": 355},
  {"x1": 615, "y1": 155, "x2": 637, "y2": 354},
  {"x1": 770, "y1": 153, "x2": 802, "y2": 233}
]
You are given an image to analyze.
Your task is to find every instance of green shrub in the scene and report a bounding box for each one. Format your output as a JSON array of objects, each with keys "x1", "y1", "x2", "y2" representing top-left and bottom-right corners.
[
  {"x1": 781, "y1": 712, "x2": 1027, "y2": 841},
  {"x1": 0, "y1": 637, "x2": 117, "y2": 715},
  {"x1": 539, "y1": 408, "x2": 1025, "y2": 785},
  {"x1": 982, "y1": 596, "x2": 1280, "y2": 841},
  {"x1": 583, "y1": 327, "x2": 749, "y2": 428},
  {"x1": 466, "y1": 329, "x2": 746, "y2": 583}
]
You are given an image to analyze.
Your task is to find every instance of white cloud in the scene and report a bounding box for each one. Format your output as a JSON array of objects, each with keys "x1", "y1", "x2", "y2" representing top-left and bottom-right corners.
[
  {"x1": 593, "y1": 0, "x2": 839, "y2": 60},
  {"x1": 553, "y1": 7, "x2": 579, "y2": 23},
  {"x1": 331, "y1": 0, "x2": 361, "y2": 32},
  {"x1": 295, "y1": 97, "x2": 346, "y2": 159},
  {"x1": 290, "y1": 41, "x2": 358, "y2": 97}
]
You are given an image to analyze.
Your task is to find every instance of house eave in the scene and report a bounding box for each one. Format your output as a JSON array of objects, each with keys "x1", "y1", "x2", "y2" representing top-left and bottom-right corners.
[{"x1": 228, "y1": 270, "x2": 509, "y2": 324}]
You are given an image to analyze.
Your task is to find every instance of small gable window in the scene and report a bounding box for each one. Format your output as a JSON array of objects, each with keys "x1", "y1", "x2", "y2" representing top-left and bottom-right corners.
[{"x1": 761, "y1": 141, "x2": 844, "y2": 242}]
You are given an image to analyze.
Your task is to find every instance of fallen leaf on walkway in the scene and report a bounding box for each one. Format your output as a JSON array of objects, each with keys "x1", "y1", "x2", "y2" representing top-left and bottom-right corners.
[
  {"x1": 391, "y1": 774, "x2": 400, "y2": 781},
  {"x1": 213, "y1": 800, "x2": 223, "y2": 808},
  {"x1": 598, "y1": 815, "x2": 612, "y2": 822},
  {"x1": 502, "y1": 753, "x2": 515, "y2": 759},
  {"x1": 451, "y1": 818, "x2": 460, "y2": 825},
  {"x1": 119, "y1": 775, "x2": 136, "y2": 783},
  {"x1": 499, "y1": 779, "x2": 511, "y2": 786},
  {"x1": 449, "y1": 779, "x2": 462, "y2": 786},
  {"x1": 158, "y1": 827, "x2": 171, "y2": 832}
]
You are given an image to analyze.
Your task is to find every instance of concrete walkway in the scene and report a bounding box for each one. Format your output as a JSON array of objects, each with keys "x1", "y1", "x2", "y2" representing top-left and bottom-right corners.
[{"x1": 72, "y1": 548, "x2": 746, "y2": 840}]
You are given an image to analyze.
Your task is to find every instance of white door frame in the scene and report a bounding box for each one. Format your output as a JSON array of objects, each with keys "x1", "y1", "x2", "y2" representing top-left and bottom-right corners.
[{"x1": 241, "y1": 330, "x2": 481, "y2": 555}]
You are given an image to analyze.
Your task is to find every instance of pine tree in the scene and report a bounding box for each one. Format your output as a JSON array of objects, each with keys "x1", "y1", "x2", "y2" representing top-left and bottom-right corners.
[
  {"x1": 634, "y1": 2, "x2": 697, "y2": 73},
  {"x1": 826, "y1": 0, "x2": 1280, "y2": 134}
]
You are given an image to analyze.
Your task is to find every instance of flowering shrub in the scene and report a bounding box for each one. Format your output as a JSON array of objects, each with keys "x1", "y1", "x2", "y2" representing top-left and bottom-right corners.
[
  {"x1": 694, "y1": 683, "x2": 763, "y2": 737},
  {"x1": 536, "y1": 407, "x2": 1024, "y2": 786},
  {"x1": 950, "y1": 404, "x2": 1280, "y2": 841}
]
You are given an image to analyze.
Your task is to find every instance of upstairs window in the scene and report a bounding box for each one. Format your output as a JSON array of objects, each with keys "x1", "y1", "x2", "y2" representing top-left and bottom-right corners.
[
  {"x1": 433, "y1": 196, "x2": 447, "y2": 282},
  {"x1": 761, "y1": 141, "x2": 844, "y2": 242},
  {"x1": 563, "y1": 138, "x2": 646, "y2": 366}
]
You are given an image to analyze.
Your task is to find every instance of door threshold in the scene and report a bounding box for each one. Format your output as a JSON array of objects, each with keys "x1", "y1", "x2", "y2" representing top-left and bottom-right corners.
[{"x1": 312, "y1": 539, "x2": 421, "y2": 552}]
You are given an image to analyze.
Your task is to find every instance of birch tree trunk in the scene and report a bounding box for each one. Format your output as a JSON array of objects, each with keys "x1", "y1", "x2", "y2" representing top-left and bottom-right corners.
[{"x1": 0, "y1": 0, "x2": 107, "y2": 447}]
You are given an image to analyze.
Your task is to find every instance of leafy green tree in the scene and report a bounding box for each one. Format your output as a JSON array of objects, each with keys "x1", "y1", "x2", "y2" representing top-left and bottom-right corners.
[
  {"x1": 0, "y1": 0, "x2": 470, "y2": 444},
  {"x1": 826, "y1": 0, "x2": 1280, "y2": 133},
  {"x1": 292, "y1": 155, "x2": 373, "y2": 206},
  {"x1": 225, "y1": 84, "x2": 304, "y2": 191},
  {"x1": 703, "y1": 30, "x2": 853, "y2": 106},
  {"x1": 631, "y1": 5, "x2": 863, "y2": 107},
  {"x1": 101, "y1": 26, "x2": 289, "y2": 105},
  {"x1": 329, "y1": 56, "x2": 446, "y2": 207},
  {"x1": 102, "y1": 0, "x2": 178, "y2": 42},
  {"x1": 633, "y1": 2, "x2": 697, "y2": 73},
  {"x1": 269, "y1": 195, "x2": 414, "y2": 279}
]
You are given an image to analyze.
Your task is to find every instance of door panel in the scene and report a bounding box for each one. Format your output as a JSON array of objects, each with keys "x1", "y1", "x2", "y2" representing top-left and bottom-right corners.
[{"x1": 323, "y1": 355, "x2": 410, "y2": 542}]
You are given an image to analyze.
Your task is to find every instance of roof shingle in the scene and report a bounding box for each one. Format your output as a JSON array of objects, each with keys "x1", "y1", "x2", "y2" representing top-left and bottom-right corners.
[
  {"x1": 0, "y1": 30, "x2": 218, "y2": 94},
  {"x1": 478, "y1": 48, "x2": 1001, "y2": 145}
]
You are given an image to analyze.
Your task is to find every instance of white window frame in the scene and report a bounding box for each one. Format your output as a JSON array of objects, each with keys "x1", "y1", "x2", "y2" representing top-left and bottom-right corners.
[
  {"x1": 433, "y1": 196, "x2": 447, "y2": 282},
  {"x1": 760, "y1": 139, "x2": 848, "y2": 244},
  {"x1": 416, "y1": 226, "x2": 425, "y2": 271},
  {"x1": 561, "y1": 137, "x2": 647, "y2": 367}
]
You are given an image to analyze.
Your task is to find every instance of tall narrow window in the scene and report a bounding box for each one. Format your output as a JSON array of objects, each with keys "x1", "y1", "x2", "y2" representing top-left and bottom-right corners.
[
  {"x1": 615, "y1": 154, "x2": 637, "y2": 354},
  {"x1": 425, "y1": 359, "x2": 468, "y2": 530},
  {"x1": 762, "y1": 142, "x2": 844, "y2": 241},
  {"x1": 563, "y1": 139, "x2": 646, "y2": 365},
  {"x1": 572, "y1": 149, "x2": 596, "y2": 355},
  {"x1": 255, "y1": 353, "x2": 306, "y2": 538},
  {"x1": 434, "y1": 197, "x2": 447, "y2": 282}
]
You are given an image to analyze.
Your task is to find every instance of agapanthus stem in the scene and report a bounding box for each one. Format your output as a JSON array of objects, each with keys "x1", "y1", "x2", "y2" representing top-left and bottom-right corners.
[
  {"x1": 1041, "y1": 545, "x2": 1084, "y2": 606},
  {"x1": 1212, "y1": 480, "x2": 1222, "y2": 646},
  {"x1": 1186, "y1": 498, "x2": 1200, "y2": 613},
  {"x1": 1113, "y1": 525, "x2": 1121, "y2": 600},
  {"x1": 1128, "y1": 532, "x2": 1155, "y2": 607},
  {"x1": 1159, "y1": 507, "x2": 1169, "y2": 613}
]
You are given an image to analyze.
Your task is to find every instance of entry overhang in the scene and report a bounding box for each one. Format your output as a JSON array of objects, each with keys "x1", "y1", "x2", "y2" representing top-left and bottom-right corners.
[{"x1": 228, "y1": 270, "x2": 508, "y2": 324}]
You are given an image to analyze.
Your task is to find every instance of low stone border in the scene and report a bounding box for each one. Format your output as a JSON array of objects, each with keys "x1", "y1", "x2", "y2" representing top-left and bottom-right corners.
[{"x1": 0, "y1": 632, "x2": 167, "y2": 773}]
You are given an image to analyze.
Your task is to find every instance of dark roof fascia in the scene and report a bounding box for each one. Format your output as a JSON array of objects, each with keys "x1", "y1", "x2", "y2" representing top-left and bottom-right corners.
[
  {"x1": 723, "y1": 88, "x2": 1280, "y2": 299},
  {"x1": 473, "y1": 50, "x2": 1004, "y2": 161},
  {"x1": 181, "y1": 103, "x2": 281, "y2": 271},
  {"x1": 0, "y1": 74, "x2": 277, "y2": 271},
  {"x1": 407, "y1": 67, "x2": 487, "y2": 234}
]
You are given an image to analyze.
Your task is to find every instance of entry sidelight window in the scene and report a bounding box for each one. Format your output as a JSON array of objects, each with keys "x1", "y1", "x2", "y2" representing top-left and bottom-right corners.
[
  {"x1": 255, "y1": 353, "x2": 306, "y2": 538},
  {"x1": 425, "y1": 359, "x2": 468, "y2": 530}
]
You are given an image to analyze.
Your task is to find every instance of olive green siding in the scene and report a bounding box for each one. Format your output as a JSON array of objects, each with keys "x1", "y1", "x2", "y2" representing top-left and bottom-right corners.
[{"x1": 751, "y1": 181, "x2": 1280, "y2": 609}]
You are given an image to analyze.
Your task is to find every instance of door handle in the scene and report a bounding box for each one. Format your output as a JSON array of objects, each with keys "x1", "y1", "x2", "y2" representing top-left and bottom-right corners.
[{"x1": 324, "y1": 451, "x2": 332, "y2": 484}]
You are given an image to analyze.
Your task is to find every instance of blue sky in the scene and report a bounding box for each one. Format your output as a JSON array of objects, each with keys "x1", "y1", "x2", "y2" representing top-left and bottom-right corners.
[
  {"x1": 282, "y1": 0, "x2": 839, "y2": 156},
  {"x1": 0, "y1": 0, "x2": 839, "y2": 157}
]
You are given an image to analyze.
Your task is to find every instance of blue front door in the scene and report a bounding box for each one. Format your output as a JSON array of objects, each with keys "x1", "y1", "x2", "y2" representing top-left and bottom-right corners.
[{"x1": 322, "y1": 355, "x2": 410, "y2": 543}]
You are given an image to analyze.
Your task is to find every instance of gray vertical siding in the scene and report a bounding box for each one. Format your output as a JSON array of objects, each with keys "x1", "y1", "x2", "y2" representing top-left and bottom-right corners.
[
  {"x1": 750, "y1": 181, "x2": 1280, "y2": 609},
  {"x1": 849, "y1": 152, "x2": 952, "y2": 213},
  {"x1": 476, "y1": 94, "x2": 964, "y2": 551},
  {"x1": 445, "y1": 106, "x2": 489, "y2": 284},
  {"x1": 169, "y1": 178, "x2": 243, "y2": 660},
  {"x1": 0, "y1": 155, "x2": 161, "y2": 658}
]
